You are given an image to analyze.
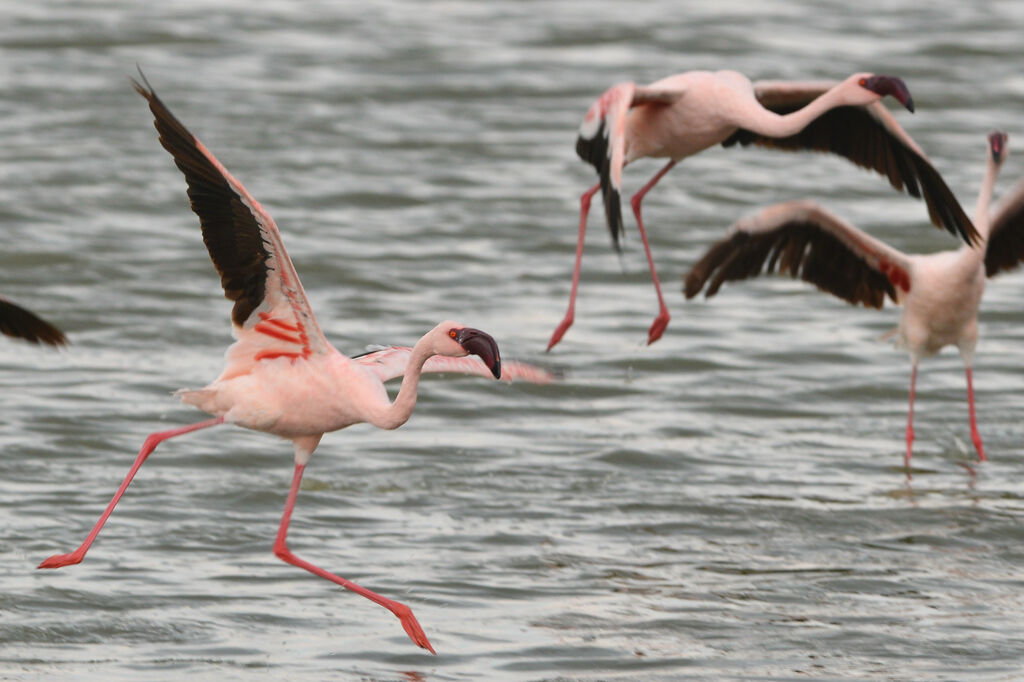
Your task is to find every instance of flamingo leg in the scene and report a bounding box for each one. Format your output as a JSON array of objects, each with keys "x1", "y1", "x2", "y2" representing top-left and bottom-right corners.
[
  {"x1": 38, "y1": 416, "x2": 225, "y2": 569},
  {"x1": 547, "y1": 182, "x2": 601, "y2": 351},
  {"x1": 905, "y1": 364, "x2": 917, "y2": 469},
  {"x1": 273, "y1": 463, "x2": 436, "y2": 655},
  {"x1": 629, "y1": 160, "x2": 677, "y2": 345},
  {"x1": 965, "y1": 367, "x2": 986, "y2": 461}
]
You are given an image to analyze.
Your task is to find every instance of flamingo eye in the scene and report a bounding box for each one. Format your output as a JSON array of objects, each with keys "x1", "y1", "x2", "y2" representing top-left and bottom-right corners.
[
  {"x1": 858, "y1": 78, "x2": 867, "y2": 87},
  {"x1": 449, "y1": 329, "x2": 457, "y2": 339}
]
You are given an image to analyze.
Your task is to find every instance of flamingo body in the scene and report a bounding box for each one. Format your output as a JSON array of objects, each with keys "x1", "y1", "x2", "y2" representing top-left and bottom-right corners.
[
  {"x1": 898, "y1": 250, "x2": 984, "y2": 362},
  {"x1": 180, "y1": 351, "x2": 375, "y2": 439},
  {"x1": 550, "y1": 69, "x2": 977, "y2": 350}
]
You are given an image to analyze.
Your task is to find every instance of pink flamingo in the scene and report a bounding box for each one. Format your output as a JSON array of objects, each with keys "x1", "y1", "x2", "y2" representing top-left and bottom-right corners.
[
  {"x1": 0, "y1": 297, "x2": 66, "y2": 346},
  {"x1": 684, "y1": 131, "x2": 1021, "y2": 468},
  {"x1": 37, "y1": 74, "x2": 552, "y2": 655},
  {"x1": 548, "y1": 70, "x2": 979, "y2": 350}
]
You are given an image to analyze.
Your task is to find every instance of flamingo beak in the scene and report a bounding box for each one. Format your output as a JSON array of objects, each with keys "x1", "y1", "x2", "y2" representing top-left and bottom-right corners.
[
  {"x1": 454, "y1": 328, "x2": 501, "y2": 379},
  {"x1": 863, "y1": 75, "x2": 914, "y2": 113},
  {"x1": 989, "y1": 130, "x2": 1008, "y2": 164}
]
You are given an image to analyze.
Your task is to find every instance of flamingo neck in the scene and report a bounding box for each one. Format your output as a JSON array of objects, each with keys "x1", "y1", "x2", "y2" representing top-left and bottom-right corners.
[
  {"x1": 367, "y1": 333, "x2": 435, "y2": 430},
  {"x1": 972, "y1": 156, "x2": 1001, "y2": 242},
  {"x1": 742, "y1": 84, "x2": 850, "y2": 138}
]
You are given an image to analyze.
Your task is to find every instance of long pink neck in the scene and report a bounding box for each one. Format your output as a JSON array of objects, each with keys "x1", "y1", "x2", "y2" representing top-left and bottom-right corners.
[
  {"x1": 972, "y1": 154, "x2": 1002, "y2": 242},
  {"x1": 366, "y1": 334, "x2": 434, "y2": 430},
  {"x1": 743, "y1": 84, "x2": 850, "y2": 138}
]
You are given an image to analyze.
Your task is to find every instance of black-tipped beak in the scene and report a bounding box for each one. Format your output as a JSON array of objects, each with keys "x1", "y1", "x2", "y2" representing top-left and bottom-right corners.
[
  {"x1": 454, "y1": 328, "x2": 501, "y2": 379},
  {"x1": 989, "y1": 130, "x2": 1008, "y2": 164},
  {"x1": 864, "y1": 75, "x2": 914, "y2": 113}
]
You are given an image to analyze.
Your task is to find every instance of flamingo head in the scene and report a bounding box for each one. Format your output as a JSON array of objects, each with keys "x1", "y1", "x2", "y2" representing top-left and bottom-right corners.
[
  {"x1": 988, "y1": 130, "x2": 1009, "y2": 165},
  {"x1": 854, "y1": 74, "x2": 914, "y2": 113},
  {"x1": 436, "y1": 322, "x2": 502, "y2": 379}
]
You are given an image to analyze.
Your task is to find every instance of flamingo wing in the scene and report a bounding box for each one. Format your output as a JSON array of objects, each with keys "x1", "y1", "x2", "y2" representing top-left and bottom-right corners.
[
  {"x1": 722, "y1": 81, "x2": 978, "y2": 245},
  {"x1": 576, "y1": 82, "x2": 683, "y2": 251},
  {"x1": 353, "y1": 346, "x2": 554, "y2": 384},
  {"x1": 133, "y1": 74, "x2": 330, "y2": 377},
  {"x1": 684, "y1": 200, "x2": 912, "y2": 309},
  {"x1": 0, "y1": 298, "x2": 66, "y2": 346},
  {"x1": 985, "y1": 178, "x2": 1024, "y2": 277}
]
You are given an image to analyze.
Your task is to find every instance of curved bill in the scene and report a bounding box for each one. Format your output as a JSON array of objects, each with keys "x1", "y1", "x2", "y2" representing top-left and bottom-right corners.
[{"x1": 454, "y1": 328, "x2": 501, "y2": 379}]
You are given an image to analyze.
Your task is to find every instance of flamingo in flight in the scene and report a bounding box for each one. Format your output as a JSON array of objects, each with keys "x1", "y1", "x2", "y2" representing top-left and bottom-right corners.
[
  {"x1": 37, "y1": 73, "x2": 552, "y2": 654},
  {"x1": 684, "y1": 131, "x2": 1022, "y2": 468},
  {"x1": 547, "y1": 70, "x2": 979, "y2": 351},
  {"x1": 0, "y1": 297, "x2": 66, "y2": 346}
]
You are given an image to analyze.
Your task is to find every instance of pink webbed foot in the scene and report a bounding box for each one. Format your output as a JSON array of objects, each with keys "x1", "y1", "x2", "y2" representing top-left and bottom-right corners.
[
  {"x1": 547, "y1": 313, "x2": 574, "y2": 352},
  {"x1": 38, "y1": 551, "x2": 84, "y2": 569},
  {"x1": 647, "y1": 310, "x2": 670, "y2": 345},
  {"x1": 393, "y1": 602, "x2": 436, "y2": 655}
]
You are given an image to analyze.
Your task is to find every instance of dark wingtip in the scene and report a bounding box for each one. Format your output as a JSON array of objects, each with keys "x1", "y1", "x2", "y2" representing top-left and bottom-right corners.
[
  {"x1": 130, "y1": 64, "x2": 154, "y2": 98},
  {"x1": 0, "y1": 299, "x2": 68, "y2": 347},
  {"x1": 577, "y1": 121, "x2": 624, "y2": 252},
  {"x1": 605, "y1": 187, "x2": 624, "y2": 253}
]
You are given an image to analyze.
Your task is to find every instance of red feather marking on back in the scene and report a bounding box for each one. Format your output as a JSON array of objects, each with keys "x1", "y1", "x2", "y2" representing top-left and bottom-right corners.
[
  {"x1": 254, "y1": 350, "x2": 304, "y2": 362},
  {"x1": 258, "y1": 314, "x2": 301, "y2": 332},
  {"x1": 253, "y1": 322, "x2": 303, "y2": 345}
]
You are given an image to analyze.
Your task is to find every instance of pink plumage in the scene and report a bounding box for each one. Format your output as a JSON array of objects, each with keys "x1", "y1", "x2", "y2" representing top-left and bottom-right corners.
[{"x1": 37, "y1": 72, "x2": 553, "y2": 654}]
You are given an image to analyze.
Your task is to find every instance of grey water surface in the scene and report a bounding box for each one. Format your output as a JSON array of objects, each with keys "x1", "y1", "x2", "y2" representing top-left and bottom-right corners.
[{"x1": 2, "y1": 1, "x2": 1024, "y2": 680}]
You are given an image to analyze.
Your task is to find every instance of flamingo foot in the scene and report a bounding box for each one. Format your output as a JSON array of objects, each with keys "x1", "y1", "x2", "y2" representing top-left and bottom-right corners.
[
  {"x1": 547, "y1": 313, "x2": 574, "y2": 352},
  {"x1": 394, "y1": 603, "x2": 436, "y2": 654},
  {"x1": 38, "y1": 551, "x2": 84, "y2": 569},
  {"x1": 647, "y1": 310, "x2": 670, "y2": 345}
]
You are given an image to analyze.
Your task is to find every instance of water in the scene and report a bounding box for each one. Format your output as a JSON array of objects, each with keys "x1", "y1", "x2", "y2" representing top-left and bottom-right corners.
[{"x1": 2, "y1": 1, "x2": 1024, "y2": 679}]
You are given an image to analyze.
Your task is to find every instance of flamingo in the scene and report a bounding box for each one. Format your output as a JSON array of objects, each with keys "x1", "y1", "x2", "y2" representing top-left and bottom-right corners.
[
  {"x1": 684, "y1": 131, "x2": 1021, "y2": 468},
  {"x1": 37, "y1": 73, "x2": 553, "y2": 655},
  {"x1": 548, "y1": 70, "x2": 979, "y2": 350},
  {"x1": 0, "y1": 297, "x2": 66, "y2": 346}
]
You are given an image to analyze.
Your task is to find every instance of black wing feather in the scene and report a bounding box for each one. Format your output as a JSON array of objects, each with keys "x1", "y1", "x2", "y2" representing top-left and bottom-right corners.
[
  {"x1": 722, "y1": 104, "x2": 977, "y2": 245},
  {"x1": 684, "y1": 221, "x2": 897, "y2": 309},
  {"x1": 576, "y1": 119, "x2": 624, "y2": 252},
  {"x1": 132, "y1": 73, "x2": 270, "y2": 327},
  {"x1": 0, "y1": 298, "x2": 67, "y2": 346},
  {"x1": 985, "y1": 186, "x2": 1024, "y2": 277}
]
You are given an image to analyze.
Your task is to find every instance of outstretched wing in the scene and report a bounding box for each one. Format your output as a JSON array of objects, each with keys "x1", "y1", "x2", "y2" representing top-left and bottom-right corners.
[
  {"x1": 722, "y1": 81, "x2": 978, "y2": 245},
  {"x1": 985, "y1": 179, "x2": 1024, "y2": 278},
  {"x1": 133, "y1": 73, "x2": 330, "y2": 379},
  {"x1": 684, "y1": 200, "x2": 913, "y2": 309},
  {"x1": 0, "y1": 297, "x2": 66, "y2": 346},
  {"x1": 353, "y1": 346, "x2": 555, "y2": 384},
  {"x1": 576, "y1": 82, "x2": 683, "y2": 251}
]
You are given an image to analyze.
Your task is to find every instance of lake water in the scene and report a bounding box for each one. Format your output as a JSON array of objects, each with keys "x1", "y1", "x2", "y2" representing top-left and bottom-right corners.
[{"x1": 2, "y1": 1, "x2": 1024, "y2": 680}]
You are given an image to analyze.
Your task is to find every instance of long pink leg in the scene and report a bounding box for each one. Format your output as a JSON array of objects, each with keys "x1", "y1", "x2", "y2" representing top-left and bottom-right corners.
[
  {"x1": 548, "y1": 182, "x2": 601, "y2": 351},
  {"x1": 966, "y1": 367, "x2": 986, "y2": 461},
  {"x1": 38, "y1": 416, "x2": 225, "y2": 569},
  {"x1": 905, "y1": 364, "x2": 918, "y2": 469},
  {"x1": 630, "y1": 160, "x2": 677, "y2": 345},
  {"x1": 273, "y1": 463, "x2": 436, "y2": 655}
]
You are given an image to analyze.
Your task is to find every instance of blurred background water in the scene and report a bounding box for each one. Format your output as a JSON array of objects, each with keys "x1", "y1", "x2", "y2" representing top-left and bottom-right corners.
[{"x1": 2, "y1": 1, "x2": 1024, "y2": 680}]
